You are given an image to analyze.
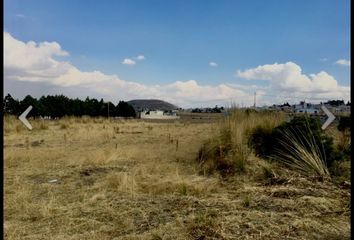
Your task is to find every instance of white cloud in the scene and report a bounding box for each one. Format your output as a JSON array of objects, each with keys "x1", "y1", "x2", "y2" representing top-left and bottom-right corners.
[
  {"x1": 4, "y1": 32, "x2": 74, "y2": 83},
  {"x1": 122, "y1": 58, "x2": 136, "y2": 65},
  {"x1": 136, "y1": 55, "x2": 145, "y2": 60},
  {"x1": 335, "y1": 59, "x2": 350, "y2": 66},
  {"x1": 237, "y1": 61, "x2": 350, "y2": 103},
  {"x1": 4, "y1": 32, "x2": 349, "y2": 108},
  {"x1": 209, "y1": 61, "x2": 218, "y2": 67},
  {"x1": 4, "y1": 31, "x2": 253, "y2": 108}
]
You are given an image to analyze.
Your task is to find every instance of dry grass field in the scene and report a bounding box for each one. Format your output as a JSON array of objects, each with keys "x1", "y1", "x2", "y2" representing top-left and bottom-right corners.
[{"x1": 4, "y1": 113, "x2": 350, "y2": 239}]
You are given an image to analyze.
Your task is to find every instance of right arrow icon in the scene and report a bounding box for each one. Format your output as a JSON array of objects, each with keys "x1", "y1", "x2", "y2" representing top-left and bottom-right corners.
[{"x1": 321, "y1": 105, "x2": 335, "y2": 130}]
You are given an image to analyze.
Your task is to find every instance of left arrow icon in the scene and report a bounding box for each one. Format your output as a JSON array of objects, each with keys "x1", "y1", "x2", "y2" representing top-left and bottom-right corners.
[{"x1": 19, "y1": 105, "x2": 33, "y2": 130}]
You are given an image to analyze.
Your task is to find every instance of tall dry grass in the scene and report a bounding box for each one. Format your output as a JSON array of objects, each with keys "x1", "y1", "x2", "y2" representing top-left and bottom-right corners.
[
  {"x1": 4, "y1": 114, "x2": 350, "y2": 239},
  {"x1": 273, "y1": 122, "x2": 330, "y2": 178},
  {"x1": 197, "y1": 109, "x2": 286, "y2": 176}
]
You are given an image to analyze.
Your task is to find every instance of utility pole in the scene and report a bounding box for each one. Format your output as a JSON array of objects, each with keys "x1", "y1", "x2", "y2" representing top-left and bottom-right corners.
[
  {"x1": 107, "y1": 102, "x2": 110, "y2": 118},
  {"x1": 254, "y1": 91, "x2": 256, "y2": 108}
]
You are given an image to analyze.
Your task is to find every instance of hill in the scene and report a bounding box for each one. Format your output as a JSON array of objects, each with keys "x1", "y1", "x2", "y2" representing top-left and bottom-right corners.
[{"x1": 128, "y1": 99, "x2": 179, "y2": 111}]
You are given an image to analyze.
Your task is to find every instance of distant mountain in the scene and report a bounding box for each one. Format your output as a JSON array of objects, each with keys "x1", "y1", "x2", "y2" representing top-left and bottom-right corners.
[{"x1": 128, "y1": 99, "x2": 179, "y2": 111}]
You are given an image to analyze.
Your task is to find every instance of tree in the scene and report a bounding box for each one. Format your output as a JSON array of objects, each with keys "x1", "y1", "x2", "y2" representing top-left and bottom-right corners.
[
  {"x1": 115, "y1": 101, "x2": 136, "y2": 117},
  {"x1": 326, "y1": 100, "x2": 344, "y2": 106},
  {"x1": 20, "y1": 95, "x2": 40, "y2": 118},
  {"x1": 3, "y1": 94, "x2": 21, "y2": 115},
  {"x1": 4, "y1": 94, "x2": 138, "y2": 118}
]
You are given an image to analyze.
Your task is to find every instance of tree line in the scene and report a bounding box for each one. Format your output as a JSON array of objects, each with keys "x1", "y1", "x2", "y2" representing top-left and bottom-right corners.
[{"x1": 3, "y1": 94, "x2": 137, "y2": 118}]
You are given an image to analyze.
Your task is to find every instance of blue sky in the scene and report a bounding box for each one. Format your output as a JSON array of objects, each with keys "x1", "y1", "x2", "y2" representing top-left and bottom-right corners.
[{"x1": 4, "y1": 0, "x2": 351, "y2": 107}]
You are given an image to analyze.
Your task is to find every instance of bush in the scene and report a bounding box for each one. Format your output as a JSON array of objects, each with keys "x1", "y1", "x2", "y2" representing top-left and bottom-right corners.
[
  {"x1": 338, "y1": 115, "x2": 351, "y2": 132},
  {"x1": 248, "y1": 126, "x2": 275, "y2": 158},
  {"x1": 337, "y1": 115, "x2": 351, "y2": 154},
  {"x1": 249, "y1": 116, "x2": 338, "y2": 177},
  {"x1": 273, "y1": 121, "x2": 330, "y2": 177},
  {"x1": 197, "y1": 109, "x2": 285, "y2": 177},
  {"x1": 329, "y1": 160, "x2": 350, "y2": 182},
  {"x1": 274, "y1": 116, "x2": 335, "y2": 166}
]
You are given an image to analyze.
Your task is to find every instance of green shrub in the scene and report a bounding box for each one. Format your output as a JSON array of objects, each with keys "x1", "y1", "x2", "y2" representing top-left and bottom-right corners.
[
  {"x1": 180, "y1": 183, "x2": 188, "y2": 196},
  {"x1": 249, "y1": 116, "x2": 340, "y2": 177},
  {"x1": 338, "y1": 115, "x2": 351, "y2": 132},
  {"x1": 337, "y1": 115, "x2": 351, "y2": 154},
  {"x1": 248, "y1": 125, "x2": 274, "y2": 158},
  {"x1": 242, "y1": 195, "x2": 251, "y2": 207},
  {"x1": 329, "y1": 160, "x2": 350, "y2": 182}
]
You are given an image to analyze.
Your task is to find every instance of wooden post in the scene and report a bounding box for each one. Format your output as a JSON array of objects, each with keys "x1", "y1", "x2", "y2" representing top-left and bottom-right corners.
[{"x1": 25, "y1": 137, "x2": 29, "y2": 149}]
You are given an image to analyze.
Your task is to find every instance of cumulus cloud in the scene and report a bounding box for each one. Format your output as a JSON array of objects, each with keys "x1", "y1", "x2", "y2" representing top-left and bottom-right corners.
[
  {"x1": 237, "y1": 61, "x2": 350, "y2": 103},
  {"x1": 4, "y1": 32, "x2": 252, "y2": 107},
  {"x1": 122, "y1": 58, "x2": 136, "y2": 65},
  {"x1": 136, "y1": 55, "x2": 145, "y2": 60},
  {"x1": 335, "y1": 59, "x2": 350, "y2": 66},
  {"x1": 3, "y1": 32, "x2": 115, "y2": 88},
  {"x1": 209, "y1": 61, "x2": 218, "y2": 67},
  {"x1": 5, "y1": 32, "x2": 349, "y2": 108}
]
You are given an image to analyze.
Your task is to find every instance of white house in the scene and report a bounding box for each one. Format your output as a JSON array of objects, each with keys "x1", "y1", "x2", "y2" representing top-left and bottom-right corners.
[
  {"x1": 294, "y1": 102, "x2": 320, "y2": 114},
  {"x1": 140, "y1": 110, "x2": 180, "y2": 119}
]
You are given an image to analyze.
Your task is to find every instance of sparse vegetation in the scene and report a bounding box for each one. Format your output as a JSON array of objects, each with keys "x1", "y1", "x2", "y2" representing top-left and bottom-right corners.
[{"x1": 4, "y1": 113, "x2": 350, "y2": 239}]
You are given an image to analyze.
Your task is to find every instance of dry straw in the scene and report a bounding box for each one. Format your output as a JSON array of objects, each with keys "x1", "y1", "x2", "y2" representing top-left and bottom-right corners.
[{"x1": 273, "y1": 120, "x2": 330, "y2": 178}]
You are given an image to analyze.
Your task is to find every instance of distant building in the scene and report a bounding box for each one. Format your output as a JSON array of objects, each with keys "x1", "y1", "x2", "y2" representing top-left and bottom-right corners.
[
  {"x1": 324, "y1": 104, "x2": 351, "y2": 114},
  {"x1": 256, "y1": 100, "x2": 350, "y2": 116},
  {"x1": 294, "y1": 101, "x2": 320, "y2": 114},
  {"x1": 139, "y1": 110, "x2": 180, "y2": 119}
]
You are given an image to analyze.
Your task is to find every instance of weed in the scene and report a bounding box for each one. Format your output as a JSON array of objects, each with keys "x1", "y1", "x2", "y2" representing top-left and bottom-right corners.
[
  {"x1": 180, "y1": 183, "x2": 188, "y2": 196},
  {"x1": 262, "y1": 165, "x2": 276, "y2": 180},
  {"x1": 60, "y1": 123, "x2": 68, "y2": 129},
  {"x1": 243, "y1": 195, "x2": 251, "y2": 207},
  {"x1": 330, "y1": 160, "x2": 350, "y2": 183},
  {"x1": 39, "y1": 121, "x2": 48, "y2": 130},
  {"x1": 15, "y1": 124, "x2": 23, "y2": 133}
]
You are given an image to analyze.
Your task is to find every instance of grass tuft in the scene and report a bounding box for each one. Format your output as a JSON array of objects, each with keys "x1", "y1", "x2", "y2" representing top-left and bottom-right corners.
[
  {"x1": 273, "y1": 122, "x2": 330, "y2": 178},
  {"x1": 197, "y1": 109, "x2": 285, "y2": 177}
]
